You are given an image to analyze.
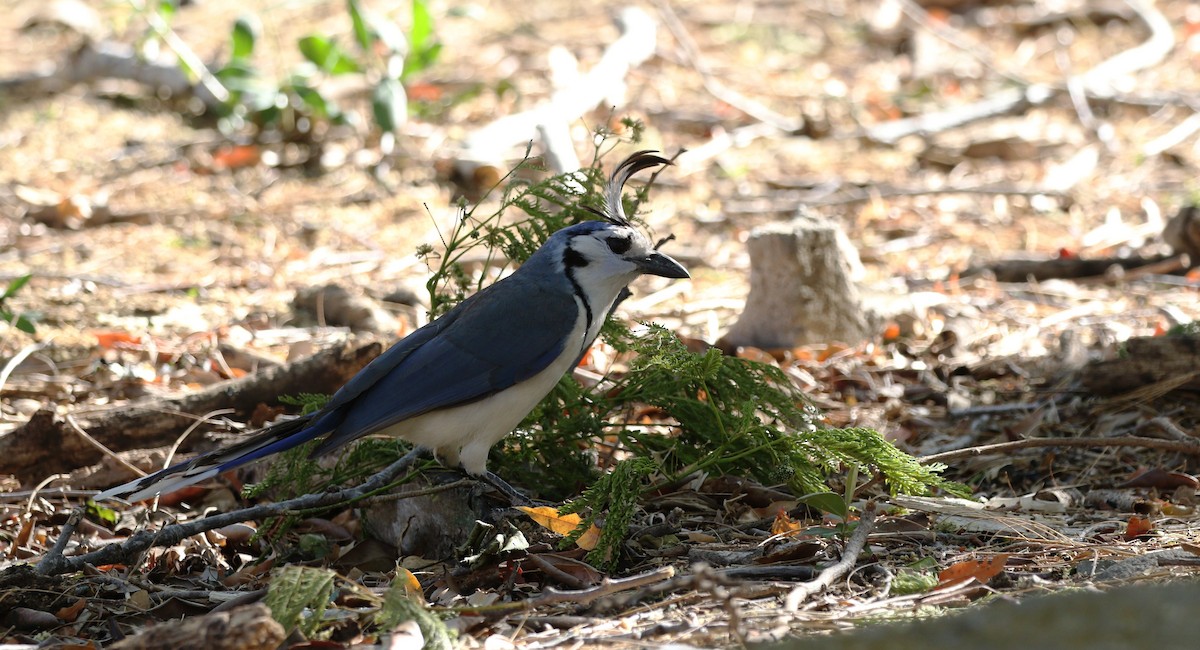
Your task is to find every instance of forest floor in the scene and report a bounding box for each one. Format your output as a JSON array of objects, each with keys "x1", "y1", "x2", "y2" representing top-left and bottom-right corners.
[{"x1": 2, "y1": 0, "x2": 1200, "y2": 647}]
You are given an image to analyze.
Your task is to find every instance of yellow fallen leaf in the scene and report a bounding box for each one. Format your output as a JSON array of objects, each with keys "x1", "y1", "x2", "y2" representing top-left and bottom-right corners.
[
  {"x1": 518, "y1": 506, "x2": 582, "y2": 535},
  {"x1": 397, "y1": 567, "x2": 424, "y2": 604},
  {"x1": 518, "y1": 506, "x2": 602, "y2": 550},
  {"x1": 771, "y1": 509, "x2": 802, "y2": 536},
  {"x1": 575, "y1": 524, "x2": 601, "y2": 551}
]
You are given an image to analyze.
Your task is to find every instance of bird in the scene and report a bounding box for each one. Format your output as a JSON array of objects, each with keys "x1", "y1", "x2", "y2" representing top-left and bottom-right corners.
[{"x1": 96, "y1": 151, "x2": 689, "y2": 503}]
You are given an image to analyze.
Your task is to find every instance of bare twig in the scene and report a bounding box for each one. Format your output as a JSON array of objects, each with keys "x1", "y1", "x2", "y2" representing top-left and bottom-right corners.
[
  {"x1": 920, "y1": 436, "x2": 1200, "y2": 466},
  {"x1": 654, "y1": 0, "x2": 801, "y2": 133},
  {"x1": 40, "y1": 509, "x2": 82, "y2": 566},
  {"x1": 864, "y1": 0, "x2": 1173, "y2": 144},
  {"x1": 524, "y1": 553, "x2": 588, "y2": 590},
  {"x1": 129, "y1": 0, "x2": 229, "y2": 105},
  {"x1": 461, "y1": 566, "x2": 676, "y2": 618},
  {"x1": 358, "y1": 477, "x2": 474, "y2": 504},
  {"x1": 534, "y1": 565, "x2": 676, "y2": 609},
  {"x1": 64, "y1": 414, "x2": 148, "y2": 480},
  {"x1": 1143, "y1": 417, "x2": 1197, "y2": 443},
  {"x1": 784, "y1": 502, "x2": 877, "y2": 611},
  {"x1": 25, "y1": 474, "x2": 72, "y2": 518},
  {"x1": 1143, "y1": 111, "x2": 1200, "y2": 157}
]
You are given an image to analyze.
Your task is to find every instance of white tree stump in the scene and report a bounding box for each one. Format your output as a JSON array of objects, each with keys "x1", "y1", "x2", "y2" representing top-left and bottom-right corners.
[{"x1": 721, "y1": 210, "x2": 873, "y2": 349}]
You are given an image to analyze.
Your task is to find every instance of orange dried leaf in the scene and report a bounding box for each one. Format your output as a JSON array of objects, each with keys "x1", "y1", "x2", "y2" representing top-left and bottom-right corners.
[
  {"x1": 396, "y1": 567, "x2": 425, "y2": 604},
  {"x1": 1124, "y1": 516, "x2": 1153, "y2": 540},
  {"x1": 406, "y1": 82, "x2": 443, "y2": 102},
  {"x1": 55, "y1": 597, "x2": 87, "y2": 622},
  {"x1": 93, "y1": 330, "x2": 141, "y2": 348},
  {"x1": 211, "y1": 144, "x2": 261, "y2": 170},
  {"x1": 518, "y1": 506, "x2": 600, "y2": 550},
  {"x1": 9, "y1": 515, "x2": 33, "y2": 556},
  {"x1": 771, "y1": 509, "x2": 802, "y2": 536},
  {"x1": 518, "y1": 506, "x2": 582, "y2": 536},
  {"x1": 937, "y1": 554, "x2": 1009, "y2": 586}
]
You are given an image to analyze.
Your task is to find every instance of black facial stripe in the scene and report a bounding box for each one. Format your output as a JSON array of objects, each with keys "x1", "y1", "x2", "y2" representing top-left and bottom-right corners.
[
  {"x1": 564, "y1": 247, "x2": 588, "y2": 268},
  {"x1": 561, "y1": 245, "x2": 594, "y2": 345}
]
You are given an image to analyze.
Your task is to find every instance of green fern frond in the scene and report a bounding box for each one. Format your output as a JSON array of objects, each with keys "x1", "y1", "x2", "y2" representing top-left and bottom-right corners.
[{"x1": 560, "y1": 457, "x2": 656, "y2": 571}]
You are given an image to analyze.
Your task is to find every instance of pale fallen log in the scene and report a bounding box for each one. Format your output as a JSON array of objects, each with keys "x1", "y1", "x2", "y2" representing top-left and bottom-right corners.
[{"x1": 456, "y1": 7, "x2": 657, "y2": 175}]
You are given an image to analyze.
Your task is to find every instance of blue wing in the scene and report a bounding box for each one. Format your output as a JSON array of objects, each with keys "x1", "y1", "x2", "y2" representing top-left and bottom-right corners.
[
  {"x1": 225, "y1": 274, "x2": 580, "y2": 465},
  {"x1": 306, "y1": 273, "x2": 581, "y2": 452},
  {"x1": 96, "y1": 272, "x2": 581, "y2": 501}
]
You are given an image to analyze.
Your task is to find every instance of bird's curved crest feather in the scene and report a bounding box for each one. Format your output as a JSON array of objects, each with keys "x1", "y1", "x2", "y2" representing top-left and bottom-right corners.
[{"x1": 602, "y1": 150, "x2": 671, "y2": 226}]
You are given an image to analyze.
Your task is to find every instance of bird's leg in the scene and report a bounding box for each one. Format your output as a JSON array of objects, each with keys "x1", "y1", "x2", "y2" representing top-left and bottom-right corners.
[
  {"x1": 479, "y1": 470, "x2": 532, "y2": 507},
  {"x1": 451, "y1": 443, "x2": 532, "y2": 506}
]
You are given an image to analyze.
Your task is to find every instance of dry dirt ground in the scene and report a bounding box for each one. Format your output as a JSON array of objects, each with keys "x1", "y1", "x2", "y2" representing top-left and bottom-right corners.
[{"x1": 3, "y1": 0, "x2": 1200, "y2": 647}]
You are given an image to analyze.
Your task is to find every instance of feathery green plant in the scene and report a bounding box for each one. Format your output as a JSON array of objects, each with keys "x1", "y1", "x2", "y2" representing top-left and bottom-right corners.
[{"x1": 252, "y1": 129, "x2": 959, "y2": 569}]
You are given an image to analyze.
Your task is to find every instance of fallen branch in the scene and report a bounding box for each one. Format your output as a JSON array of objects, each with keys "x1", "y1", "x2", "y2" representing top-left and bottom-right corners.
[
  {"x1": 456, "y1": 6, "x2": 657, "y2": 173},
  {"x1": 864, "y1": 0, "x2": 1173, "y2": 144},
  {"x1": 964, "y1": 254, "x2": 1183, "y2": 283},
  {"x1": 35, "y1": 449, "x2": 426, "y2": 576},
  {"x1": 0, "y1": 40, "x2": 225, "y2": 109},
  {"x1": 919, "y1": 435, "x2": 1200, "y2": 466},
  {"x1": 2, "y1": 339, "x2": 382, "y2": 482},
  {"x1": 784, "y1": 501, "x2": 877, "y2": 611}
]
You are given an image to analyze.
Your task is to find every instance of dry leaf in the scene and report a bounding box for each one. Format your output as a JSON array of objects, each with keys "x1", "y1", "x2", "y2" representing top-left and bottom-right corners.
[
  {"x1": 55, "y1": 597, "x2": 87, "y2": 622},
  {"x1": 518, "y1": 506, "x2": 582, "y2": 535},
  {"x1": 575, "y1": 524, "x2": 601, "y2": 551},
  {"x1": 937, "y1": 554, "x2": 1009, "y2": 586},
  {"x1": 1124, "y1": 516, "x2": 1154, "y2": 540},
  {"x1": 518, "y1": 506, "x2": 601, "y2": 550},
  {"x1": 771, "y1": 510, "x2": 802, "y2": 536},
  {"x1": 92, "y1": 330, "x2": 142, "y2": 349}
]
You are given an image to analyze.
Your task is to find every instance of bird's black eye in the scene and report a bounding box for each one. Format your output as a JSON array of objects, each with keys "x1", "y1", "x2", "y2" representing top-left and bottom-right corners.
[{"x1": 606, "y1": 237, "x2": 632, "y2": 254}]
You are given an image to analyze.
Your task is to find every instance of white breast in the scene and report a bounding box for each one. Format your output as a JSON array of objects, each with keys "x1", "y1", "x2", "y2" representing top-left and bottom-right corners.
[{"x1": 381, "y1": 305, "x2": 592, "y2": 475}]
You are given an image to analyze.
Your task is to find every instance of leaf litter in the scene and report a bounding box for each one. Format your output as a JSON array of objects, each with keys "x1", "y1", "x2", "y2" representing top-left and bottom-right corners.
[{"x1": 2, "y1": 0, "x2": 1200, "y2": 647}]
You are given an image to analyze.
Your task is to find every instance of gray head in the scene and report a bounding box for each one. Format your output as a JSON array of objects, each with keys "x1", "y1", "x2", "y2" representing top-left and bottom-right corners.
[{"x1": 531, "y1": 152, "x2": 687, "y2": 303}]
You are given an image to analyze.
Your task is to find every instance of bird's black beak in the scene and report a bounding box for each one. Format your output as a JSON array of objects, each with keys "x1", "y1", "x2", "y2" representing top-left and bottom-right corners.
[{"x1": 638, "y1": 251, "x2": 690, "y2": 279}]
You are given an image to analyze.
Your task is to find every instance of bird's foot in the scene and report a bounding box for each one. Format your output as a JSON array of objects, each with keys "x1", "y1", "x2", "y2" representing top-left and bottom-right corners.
[{"x1": 477, "y1": 471, "x2": 532, "y2": 507}]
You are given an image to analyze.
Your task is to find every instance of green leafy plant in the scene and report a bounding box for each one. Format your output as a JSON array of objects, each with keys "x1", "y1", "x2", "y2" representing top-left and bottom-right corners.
[
  {"x1": 265, "y1": 565, "x2": 335, "y2": 637},
  {"x1": 0, "y1": 274, "x2": 36, "y2": 334},
  {"x1": 376, "y1": 581, "x2": 453, "y2": 650},
  {"x1": 250, "y1": 131, "x2": 959, "y2": 568},
  {"x1": 145, "y1": 0, "x2": 444, "y2": 139},
  {"x1": 560, "y1": 457, "x2": 656, "y2": 570}
]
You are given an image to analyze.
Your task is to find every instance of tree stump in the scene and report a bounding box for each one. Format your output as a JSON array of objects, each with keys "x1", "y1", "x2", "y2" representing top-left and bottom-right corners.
[{"x1": 721, "y1": 210, "x2": 873, "y2": 349}]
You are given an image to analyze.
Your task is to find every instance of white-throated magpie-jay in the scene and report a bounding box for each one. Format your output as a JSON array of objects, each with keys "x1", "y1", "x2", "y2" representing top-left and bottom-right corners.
[{"x1": 96, "y1": 151, "x2": 688, "y2": 502}]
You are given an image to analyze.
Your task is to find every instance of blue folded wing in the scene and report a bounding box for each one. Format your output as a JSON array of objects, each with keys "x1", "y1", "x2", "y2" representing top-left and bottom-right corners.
[
  {"x1": 96, "y1": 265, "x2": 584, "y2": 501},
  {"x1": 309, "y1": 275, "x2": 581, "y2": 453}
]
